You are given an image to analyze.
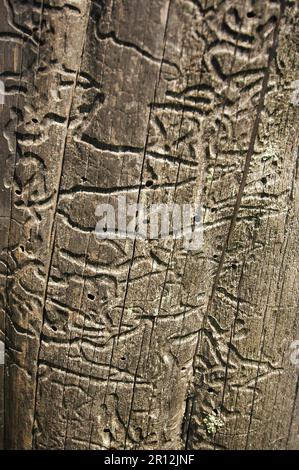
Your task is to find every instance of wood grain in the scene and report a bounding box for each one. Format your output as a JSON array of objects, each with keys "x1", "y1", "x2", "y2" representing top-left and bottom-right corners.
[{"x1": 0, "y1": 0, "x2": 298, "y2": 450}]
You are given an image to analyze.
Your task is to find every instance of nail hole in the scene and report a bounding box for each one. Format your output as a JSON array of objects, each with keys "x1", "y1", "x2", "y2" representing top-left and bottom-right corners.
[
  {"x1": 52, "y1": 325, "x2": 57, "y2": 332},
  {"x1": 32, "y1": 118, "x2": 38, "y2": 123},
  {"x1": 145, "y1": 180, "x2": 153, "y2": 187},
  {"x1": 15, "y1": 189, "x2": 21, "y2": 195},
  {"x1": 261, "y1": 177, "x2": 267, "y2": 184},
  {"x1": 87, "y1": 293, "x2": 95, "y2": 301}
]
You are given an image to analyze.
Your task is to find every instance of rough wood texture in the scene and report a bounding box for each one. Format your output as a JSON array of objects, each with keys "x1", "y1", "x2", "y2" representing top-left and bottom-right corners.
[{"x1": 0, "y1": 0, "x2": 298, "y2": 450}]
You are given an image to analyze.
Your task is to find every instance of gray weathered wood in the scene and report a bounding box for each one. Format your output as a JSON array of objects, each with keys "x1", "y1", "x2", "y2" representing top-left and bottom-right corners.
[{"x1": 0, "y1": 0, "x2": 298, "y2": 450}]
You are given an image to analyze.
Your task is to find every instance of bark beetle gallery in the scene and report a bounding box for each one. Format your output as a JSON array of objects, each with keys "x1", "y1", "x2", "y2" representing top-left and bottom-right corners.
[{"x1": 0, "y1": 0, "x2": 298, "y2": 451}]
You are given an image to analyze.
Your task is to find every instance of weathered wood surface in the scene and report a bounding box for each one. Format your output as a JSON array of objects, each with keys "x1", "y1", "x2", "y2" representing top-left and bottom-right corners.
[{"x1": 0, "y1": 0, "x2": 298, "y2": 450}]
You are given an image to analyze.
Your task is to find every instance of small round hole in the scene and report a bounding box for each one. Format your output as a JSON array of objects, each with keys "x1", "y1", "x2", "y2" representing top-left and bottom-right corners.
[
  {"x1": 81, "y1": 176, "x2": 87, "y2": 182},
  {"x1": 208, "y1": 387, "x2": 215, "y2": 393},
  {"x1": 247, "y1": 11, "x2": 256, "y2": 18},
  {"x1": 32, "y1": 118, "x2": 38, "y2": 123},
  {"x1": 52, "y1": 325, "x2": 57, "y2": 332},
  {"x1": 20, "y1": 245, "x2": 25, "y2": 252},
  {"x1": 87, "y1": 293, "x2": 95, "y2": 301},
  {"x1": 15, "y1": 189, "x2": 21, "y2": 195},
  {"x1": 103, "y1": 428, "x2": 110, "y2": 433},
  {"x1": 145, "y1": 180, "x2": 153, "y2": 187},
  {"x1": 261, "y1": 177, "x2": 267, "y2": 185},
  {"x1": 121, "y1": 356, "x2": 126, "y2": 361},
  {"x1": 213, "y1": 408, "x2": 218, "y2": 415}
]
